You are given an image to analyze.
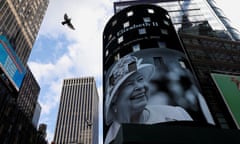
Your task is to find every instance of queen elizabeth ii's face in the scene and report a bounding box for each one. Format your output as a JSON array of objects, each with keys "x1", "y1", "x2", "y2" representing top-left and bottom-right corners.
[{"x1": 114, "y1": 72, "x2": 149, "y2": 123}]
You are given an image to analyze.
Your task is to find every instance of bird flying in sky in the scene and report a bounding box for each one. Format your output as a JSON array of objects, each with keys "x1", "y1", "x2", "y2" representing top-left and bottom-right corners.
[{"x1": 61, "y1": 13, "x2": 75, "y2": 30}]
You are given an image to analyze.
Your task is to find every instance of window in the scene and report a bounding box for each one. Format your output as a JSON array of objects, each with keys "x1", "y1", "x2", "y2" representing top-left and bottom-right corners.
[
  {"x1": 109, "y1": 75, "x2": 114, "y2": 85},
  {"x1": 127, "y1": 11, "x2": 133, "y2": 17},
  {"x1": 118, "y1": 36, "x2": 123, "y2": 43},
  {"x1": 179, "y1": 60, "x2": 186, "y2": 68},
  {"x1": 166, "y1": 14, "x2": 170, "y2": 19},
  {"x1": 163, "y1": 20, "x2": 170, "y2": 26},
  {"x1": 138, "y1": 28, "x2": 146, "y2": 35},
  {"x1": 132, "y1": 44, "x2": 140, "y2": 52},
  {"x1": 128, "y1": 61, "x2": 137, "y2": 72},
  {"x1": 148, "y1": 9, "x2": 154, "y2": 14},
  {"x1": 158, "y1": 41, "x2": 166, "y2": 48},
  {"x1": 143, "y1": 17, "x2": 151, "y2": 23},
  {"x1": 123, "y1": 21, "x2": 130, "y2": 28},
  {"x1": 114, "y1": 53, "x2": 120, "y2": 61},
  {"x1": 108, "y1": 34, "x2": 112, "y2": 40},
  {"x1": 161, "y1": 29, "x2": 168, "y2": 35},
  {"x1": 105, "y1": 50, "x2": 109, "y2": 56},
  {"x1": 153, "y1": 57, "x2": 164, "y2": 66},
  {"x1": 112, "y1": 20, "x2": 117, "y2": 26}
]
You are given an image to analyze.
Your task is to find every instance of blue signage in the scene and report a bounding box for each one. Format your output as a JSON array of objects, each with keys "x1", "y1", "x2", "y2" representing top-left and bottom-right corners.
[{"x1": 0, "y1": 35, "x2": 26, "y2": 91}]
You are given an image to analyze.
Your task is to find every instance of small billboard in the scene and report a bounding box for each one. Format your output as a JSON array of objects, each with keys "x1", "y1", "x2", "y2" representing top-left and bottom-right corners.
[
  {"x1": 211, "y1": 72, "x2": 240, "y2": 128},
  {"x1": 0, "y1": 35, "x2": 26, "y2": 91}
]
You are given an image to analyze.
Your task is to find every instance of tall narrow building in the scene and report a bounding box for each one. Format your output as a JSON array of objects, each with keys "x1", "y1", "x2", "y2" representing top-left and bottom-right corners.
[
  {"x1": 0, "y1": 0, "x2": 49, "y2": 143},
  {"x1": 53, "y1": 77, "x2": 99, "y2": 144}
]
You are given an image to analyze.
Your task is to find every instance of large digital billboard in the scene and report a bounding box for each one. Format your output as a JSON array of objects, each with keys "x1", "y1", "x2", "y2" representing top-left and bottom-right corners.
[
  {"x1": 0, "y1": 35, "x2": 26, "y2": 91},
  {"x1": 104, "y1": 48, "x2": 215, "y2": 143},
  {"x1": 103, "y1": 4, "x2": 215, "y2": 144},
  {"x1": 211, "y1": 72, "x2": 240, "y2": 129}
]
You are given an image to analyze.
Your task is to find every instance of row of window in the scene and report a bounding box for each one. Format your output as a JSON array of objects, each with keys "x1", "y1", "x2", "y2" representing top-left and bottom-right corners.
[
  {"x1": 111, "y1": 7, "x2": 170, "y2": 27},
  {"x1": 63, "y1": 77, "x2": 95, "y2": 85},
  {"x1": 105, "y1": 40, "x2": 167, "y2": 57},
  {"x1": 105, "y1": 27, "x2": 169, "y2": 47},
  {"x1": 0, "y1": 1, "x2": 33, "y2": 65},
  {"x1": 104, "y1": 11, "x2": 171, "y2": 43},
  {"x1": 116, "y1": 28, "x2": 169, "y2": 44},
  {"x1": 54, "y1": 81, "x2": 95, "y2": 143},
  {"x1": 112, "y1": 9, "x2": 154, "y2": 26}
]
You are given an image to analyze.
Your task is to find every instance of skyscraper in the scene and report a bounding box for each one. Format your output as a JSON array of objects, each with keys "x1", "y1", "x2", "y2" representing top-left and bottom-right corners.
[
  {"x1": 0, "y1": 0, "x2": 49, "y2": 65},
  {"x1": 0, "y1": 0, "x2": 49, "y2": 143},
  {"x1": 53, "y1": 77, "x2": 99, "y2": 144}
]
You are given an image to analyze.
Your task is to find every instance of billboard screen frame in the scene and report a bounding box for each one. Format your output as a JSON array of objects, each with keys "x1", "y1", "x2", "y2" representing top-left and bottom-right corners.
[{"x1": 0, "y1": 35, "x2": 26, "y2": 91}]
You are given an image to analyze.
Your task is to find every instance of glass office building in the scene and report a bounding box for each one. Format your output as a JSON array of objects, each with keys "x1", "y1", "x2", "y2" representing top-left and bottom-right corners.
[{"x1": 114, "y1": 0, "x2": 240, "y2": 41}]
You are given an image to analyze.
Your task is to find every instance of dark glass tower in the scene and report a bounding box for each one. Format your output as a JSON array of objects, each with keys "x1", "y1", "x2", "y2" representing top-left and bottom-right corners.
[
  {"x1": 17, "y1": 66, "x2": 40, "y2": 123},
  {"x1": 53, "y1": 77, "x2": 99, "y2": 144},
  {"x1": 0, "y1": 0, "x2": 49, "y2": 143}
]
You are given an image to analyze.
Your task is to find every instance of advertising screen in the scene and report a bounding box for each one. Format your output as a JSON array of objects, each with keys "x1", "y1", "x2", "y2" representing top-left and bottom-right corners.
[
  {"x1": 0, "y1": 35, "x2": 26, "y2": 91},
  {"x1": 211, "y1": 72, "x2": 240, "y2": 128},
  {"x1": 104, "y1": 48, "x2": 215, "y2": 143},
  {"x1": 103, "y1": 4, "x2": 216, "y2": 143}
]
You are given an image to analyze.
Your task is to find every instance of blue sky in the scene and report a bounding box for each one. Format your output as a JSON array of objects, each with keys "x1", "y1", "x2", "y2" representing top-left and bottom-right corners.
[{"x1": 28, "y1": 0, "x2": 240, "y2": 143}]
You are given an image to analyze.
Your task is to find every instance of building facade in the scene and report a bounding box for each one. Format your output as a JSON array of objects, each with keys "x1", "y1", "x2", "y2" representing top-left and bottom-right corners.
[
  {"x1": 32, "y1": 102, "x2": 42, "y2": 128},
  {"x1": 17, "y1": 66, "x2": 41, "y2": 124},
  {"x1": 113, "y1": 0, "x2": 240, "y2": 41},
  {"x1": 0, "y1": 0, "x2": 49, "y2": 143},
  {"x1": 53, "y1": 77, "x2": 99, "y2": 144},
  {"x1": 0, "y1": 0, "x2": 49, "y2": 65},
  {"x1": 179, "y1": 32, "x2": 240, "y2": 129}
]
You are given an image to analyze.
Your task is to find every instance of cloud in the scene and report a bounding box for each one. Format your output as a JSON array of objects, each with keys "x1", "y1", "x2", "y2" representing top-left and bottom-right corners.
[
  {"x1": 28, "y1": 0, "x2": 114, "y2": 142},
  {"x1": 28, "y1": 0, "x2": 240, "y2": 143},
  {"x1": 214, "y1": 0, "x2": 240, "y2": 31}
]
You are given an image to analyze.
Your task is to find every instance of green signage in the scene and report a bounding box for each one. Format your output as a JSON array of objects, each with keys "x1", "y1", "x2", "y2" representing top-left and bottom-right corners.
[{"x1": 211, "y1": 73, "x2": 240, "y2": 128}]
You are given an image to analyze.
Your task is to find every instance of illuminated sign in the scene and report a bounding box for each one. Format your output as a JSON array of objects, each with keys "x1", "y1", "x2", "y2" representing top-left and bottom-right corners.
[
  {"x1": 103, "y1": 4, "x2": 216, "y2": 143},
  {"x1": 104, "y1": 49, "x2": 215, "y2": 143},
  {"x1": 117, "y1": 22, "x2": 159, "y2": 36},
  {"x1": 0, "y1": 35, "x2": 26, "y2": 91},
  {"x1": 211, "y1": 73, "x2": 240, "y2": 128}
]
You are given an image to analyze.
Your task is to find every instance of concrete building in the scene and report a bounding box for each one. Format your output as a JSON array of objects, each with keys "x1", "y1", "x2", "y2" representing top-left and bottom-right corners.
[{"x1": 53, "y1": 77, "x2": 99, "y2": 144}]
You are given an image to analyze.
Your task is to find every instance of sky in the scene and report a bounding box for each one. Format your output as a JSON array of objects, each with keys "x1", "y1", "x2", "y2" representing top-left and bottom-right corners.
[{"x1": 28, "y1": 0, "x2": 240, "y2": 143}]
